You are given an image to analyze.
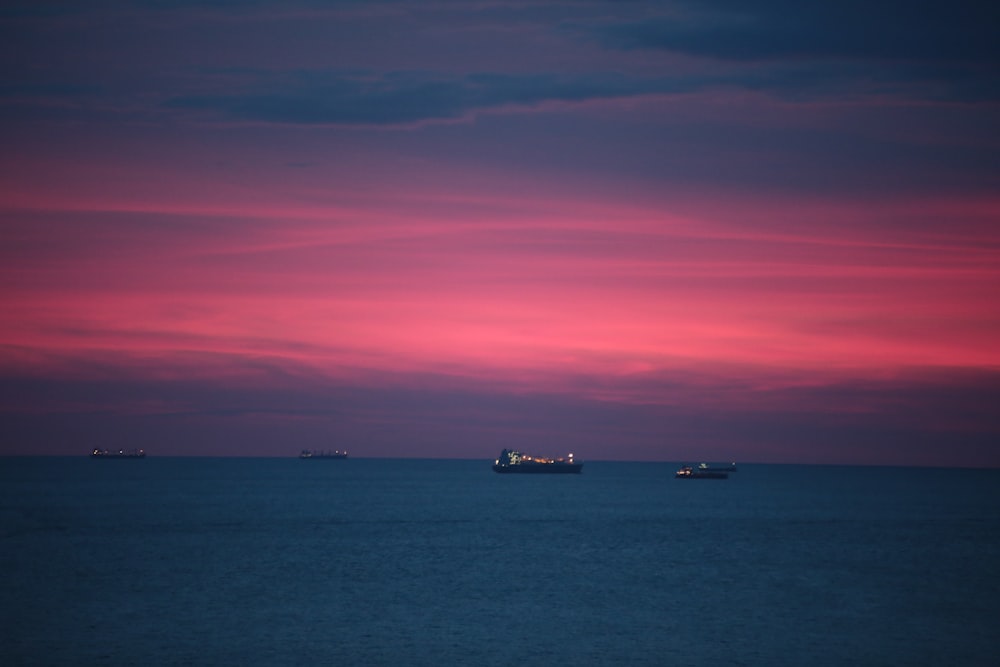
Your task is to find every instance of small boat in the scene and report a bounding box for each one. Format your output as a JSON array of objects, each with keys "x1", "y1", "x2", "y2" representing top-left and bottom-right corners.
[
  {"x1": 90, "y1": 448, "x2": 146, "y2": 458},
  {"x1": 675, "y1": 465, "x2": 727, "y2": 479},
  {"x1": 299, "y1": 449, "x2": 348, "y2": 459},
  {"x1": 492, "y1": 449, "x2": 582, "y2": 474}
]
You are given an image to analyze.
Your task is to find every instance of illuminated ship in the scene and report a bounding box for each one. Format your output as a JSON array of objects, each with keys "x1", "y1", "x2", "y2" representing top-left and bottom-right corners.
[
  {"x1": 675, "y1": 465, "x2": 727, "y2": 479},
  {"x1": 299, "y1": 449, "x2": 348, "y2": 459},
  {"x1": 492, "y1": 449, "x2": 582, "y2": 474},
  {"x1": 90, "y1": 448, "x2": 146, "y2": 458}
]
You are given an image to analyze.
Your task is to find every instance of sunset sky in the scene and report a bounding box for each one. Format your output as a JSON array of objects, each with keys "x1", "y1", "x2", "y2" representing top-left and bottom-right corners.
[{"x1": 2, "y1": 1, "x2": 998, "y2": 465}]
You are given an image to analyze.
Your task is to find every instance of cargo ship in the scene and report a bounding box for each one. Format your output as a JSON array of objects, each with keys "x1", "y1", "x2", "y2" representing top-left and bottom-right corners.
[
  {"x1": 299, "y1": 449, "x2": 348, "y2": 459},
  {"x1": 90, "y1": 448, "x2": 146, "y2": 458},
  {"x1": 675, "y1": 465, "x2": 727, "y2": 479},
  {"x1": 492, "y1": 449, "x2": 582, "y2": 474}
]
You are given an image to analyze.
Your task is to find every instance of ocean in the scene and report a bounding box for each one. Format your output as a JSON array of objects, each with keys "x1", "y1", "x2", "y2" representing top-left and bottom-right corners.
[{"x1": 2, "y1": 457, "x2": 998, "y2": 666}]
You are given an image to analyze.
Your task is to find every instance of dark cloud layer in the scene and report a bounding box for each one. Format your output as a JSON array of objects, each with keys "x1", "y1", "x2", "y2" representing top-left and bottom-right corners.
[
  {"x1": 596, "y1": 1, "x2": 1000, "y2": 102},
  {"x1": 164, "y1": 71, "x2": 658, "y2": 126},
  {"x1": 4, "y1": 0, "x2": 997, "y2": 131},
  {"x1": 163, "y1": 63, "x2": 998, "y2": 127},
  {"x1": 601, "y1": 1, "x2": 1000, "y2": 62}
]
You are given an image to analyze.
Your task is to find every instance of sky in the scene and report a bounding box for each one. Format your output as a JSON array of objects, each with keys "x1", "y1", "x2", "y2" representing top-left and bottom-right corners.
[{"x1": 1, "y1": 1, "x2": 999, "y2": 465}]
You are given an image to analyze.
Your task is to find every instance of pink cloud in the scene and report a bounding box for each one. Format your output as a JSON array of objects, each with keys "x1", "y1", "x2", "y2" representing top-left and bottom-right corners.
[{"x1": 4, "y1": 182, "x2": 997, "y2": 410}]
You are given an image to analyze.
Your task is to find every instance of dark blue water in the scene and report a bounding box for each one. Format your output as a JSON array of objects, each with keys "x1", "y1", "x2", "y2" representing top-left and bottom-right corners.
[{"x1": 2, "y1": 458, "x2": 998, "y2": 666}]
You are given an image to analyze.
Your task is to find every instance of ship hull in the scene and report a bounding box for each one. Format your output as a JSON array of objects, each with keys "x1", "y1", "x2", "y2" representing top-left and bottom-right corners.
[
  {"x1": 90, "y1": 454, "x2": 146, "y2": 458},
  {"x1": 675, "y1": 465, "x2": 728, "y2": 479},
  {"x1": 493, "y1": 463, "x2": 582, "y2": 474}
]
